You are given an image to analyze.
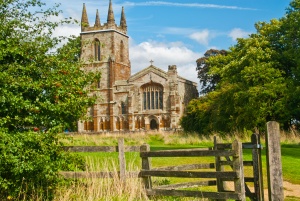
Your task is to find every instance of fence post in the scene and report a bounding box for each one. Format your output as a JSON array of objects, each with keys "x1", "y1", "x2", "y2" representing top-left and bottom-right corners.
[
  {"x1": 266, "y1": 121, "x2": 284, "y2": 201},
  {"x1": 214, "y1": 136, "x2": 226, "y2": 200},
  {"x1": 232, "y1": 140, "x2": 246, "y2": 201},
  {"x1": 251, "y1": 133, "x2": 264, "y2": 201},
  {"x1": 140, "y1": 143, "x2": 152, "y2": 189},
  {"x1": 118, "y1": 138, "x2": 126, "y2": 183}
]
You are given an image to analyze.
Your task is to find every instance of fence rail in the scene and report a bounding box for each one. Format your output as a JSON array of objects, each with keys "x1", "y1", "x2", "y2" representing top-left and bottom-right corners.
[
  {"x1": 62, "y1": 145, "x2": 140, "y2": 152},
  {"x1": 60, "y1": 138, "x2": 138, "y2": 182}
]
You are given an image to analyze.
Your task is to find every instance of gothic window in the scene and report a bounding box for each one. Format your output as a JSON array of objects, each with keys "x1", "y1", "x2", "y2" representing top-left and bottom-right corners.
[
  {"x1": 120, "y1": 40, "x2": 124, "y2": 62},
  {"x1": 151, "y1": 91, "x2": 154, "y2": 109},
  {"x1": 147, "y1": 91, "x2": 150, "y2": 110},
  {"x1": 142, "y1": 83, "x2": 163, "y2": 110},
  {"x1": 94, "y1": 39, "x2": 101, "y2": 61},
  {"x1": 159, "y1": 91, "x2": 163, "y2": 109},
  {"x1": 143, "y1": 92, "x2": 147, "y2": 110},
  {"x1": 121, "y1": 102, "x2": 126, "y2": 114},
  {"x1": 155, "y1": 91, "x2": 159, "y2": 109}
]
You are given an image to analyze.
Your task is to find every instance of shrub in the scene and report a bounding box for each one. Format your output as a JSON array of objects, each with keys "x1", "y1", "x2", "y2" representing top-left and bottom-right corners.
[{"x1": 0, "y1": 130, "x2": 85, "y2": 200}]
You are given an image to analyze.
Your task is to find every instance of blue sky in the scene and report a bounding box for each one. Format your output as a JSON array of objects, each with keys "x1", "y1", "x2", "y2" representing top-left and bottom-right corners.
[{"x1": 48, "y1": 0, "x2": 291, "y2": 87}]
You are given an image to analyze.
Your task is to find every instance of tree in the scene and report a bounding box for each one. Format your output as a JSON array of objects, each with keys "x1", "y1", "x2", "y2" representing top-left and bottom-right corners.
[
  {"x1": 182, "y1": 0, "x2": 300, "y2": 134},
  {"x1": 0, "y1": 0, "x2": 101, "y2": 132},
  {"x1": 280, "y1": 0, "x2": 300, "y2": 127},
  {"x1": 0, "y1": 131, "x2": 85, "y2": 200},
  {"x1": 0, "y1": 1, "x2": 99, "y2": 199},
  {"x1": 196, "y1": 49, "x2": 227, "y2": 95}
]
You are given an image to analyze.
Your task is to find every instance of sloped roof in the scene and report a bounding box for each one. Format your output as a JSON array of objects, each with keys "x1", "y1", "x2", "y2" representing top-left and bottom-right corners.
[
  {"x1": 129, "y1": 65, "x2": 197, "y2": 86},
  {"x1": 128, "y1": 65, "x2": 168, "y2": 82}
]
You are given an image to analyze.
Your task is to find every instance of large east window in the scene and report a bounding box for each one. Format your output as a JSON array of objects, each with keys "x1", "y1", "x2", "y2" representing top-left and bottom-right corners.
[{"x1": 142, "y1": 84, "x2": 163, "y2": 110}]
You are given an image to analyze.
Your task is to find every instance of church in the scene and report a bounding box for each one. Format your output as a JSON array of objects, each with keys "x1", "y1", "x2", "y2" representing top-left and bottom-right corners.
[{"x1": 77, "y1": 0, "x2": 198, "y2": 132}]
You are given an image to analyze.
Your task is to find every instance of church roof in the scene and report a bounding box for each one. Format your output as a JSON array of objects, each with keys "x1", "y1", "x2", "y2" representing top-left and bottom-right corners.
[
  {"x1": 129, "y1": 65, "x2": 197, "y2": 86},
  {"x1": 128, "y1": 65, "x2": 168, "y2": 82}
]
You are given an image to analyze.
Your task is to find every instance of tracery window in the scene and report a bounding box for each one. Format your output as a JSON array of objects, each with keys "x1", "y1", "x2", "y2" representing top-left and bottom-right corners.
[
  {"x1": 94, "y1": 39, "x2": 101, "y2": 61},
  {"x1": 142, "y1": 84, "x2": 163, "y2": 110}
]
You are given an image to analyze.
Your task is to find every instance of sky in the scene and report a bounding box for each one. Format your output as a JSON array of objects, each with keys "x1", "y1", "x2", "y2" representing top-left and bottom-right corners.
[{"x1": 47, "y1": 0, "x2": 291, "y2": 89}]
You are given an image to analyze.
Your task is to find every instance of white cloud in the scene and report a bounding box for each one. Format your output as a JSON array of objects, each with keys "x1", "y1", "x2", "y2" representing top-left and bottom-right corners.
[
  {"x1": 123, "y1": 1, "x2": 256, "y2": 10},
  {"x1": 189, "y1": 30, "x2": 210, "y2": 46},
  {"x1": 228, "y1": 28, "x2": 251, "y2": 41},
  {"x1": 54, "y1": 24, "x2": 80, "y2": 38},
  {"x1": 129, "y1": 39, "x2": 201, "y2": 85},
  {"x1": 162, "y1": 27, "x2": 198, "y2": 35}
]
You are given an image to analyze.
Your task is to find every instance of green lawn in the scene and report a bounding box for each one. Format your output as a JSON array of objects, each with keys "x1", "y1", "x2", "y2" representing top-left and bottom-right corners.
[{"x1": 63, "y1": 133, "x2": 300, "y2": 190}]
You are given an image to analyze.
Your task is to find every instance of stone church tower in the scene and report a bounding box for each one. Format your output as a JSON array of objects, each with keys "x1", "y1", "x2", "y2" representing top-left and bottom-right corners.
[{"x1": 78, "y1": 1, "x2": 198, "y2": 132}]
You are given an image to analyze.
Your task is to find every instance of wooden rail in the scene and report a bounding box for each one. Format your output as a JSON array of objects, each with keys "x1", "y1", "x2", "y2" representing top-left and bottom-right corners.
[
  {"x1": 139, "y1": 140, "x2": 246, "y2": 200},
  {"x1": 60, "y1": 138, "x2": 139, "y2": 182}
]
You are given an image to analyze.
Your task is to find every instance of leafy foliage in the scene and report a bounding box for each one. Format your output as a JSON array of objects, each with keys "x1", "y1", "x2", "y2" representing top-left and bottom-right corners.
[
  {"x1": 0, "y1": 0, "x2": 101, "y2": 132},
  {"x1": 0, "y1": 0, "x2": 97, "y2": 200},
  {"x1": 0, "y1": 131, "x2": 85, "y2": 200},
  {"x1": 196, "y1": 49, "x2": 227, "y2": 95},
  {"x1": 182, "y1": 0, "x2": 300, "y2": 134}
]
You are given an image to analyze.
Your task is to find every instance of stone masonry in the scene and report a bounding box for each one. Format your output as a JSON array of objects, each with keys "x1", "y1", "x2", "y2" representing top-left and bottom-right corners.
[{"x1": 78, "y1": 0, "x2": 198, "y2": 132}]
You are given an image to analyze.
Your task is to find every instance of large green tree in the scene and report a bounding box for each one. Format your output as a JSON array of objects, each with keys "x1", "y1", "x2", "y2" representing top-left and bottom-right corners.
[
  {"x1": 0, "y1": 0, "x2": 100, "y2": 132},
  {"x1": 182, "y1": 0, "x2": 300, "y2": 134},
  {"x1": 0, "y1": 1, "x2": 99, "y2": 199},
  {"x1": 196, "y1": 49, "x2": 227, "y2": 95}
]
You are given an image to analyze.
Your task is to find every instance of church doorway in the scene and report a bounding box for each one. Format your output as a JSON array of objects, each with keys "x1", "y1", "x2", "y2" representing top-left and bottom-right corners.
[{"x1": 150, "y1": 119, "x2": 158, "y2": 130}]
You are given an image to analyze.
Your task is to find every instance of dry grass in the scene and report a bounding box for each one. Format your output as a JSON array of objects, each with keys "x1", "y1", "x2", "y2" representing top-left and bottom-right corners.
[
  {"x1": 54, "y1": 158, "x2": 148, "y2": 201},
  {"x1": 280, "y1": 129, "x2": 300, "y2": 144},
  {"x1": 62, "y1": 129, "x2": 299, "y2": 146},
  {"x1": 54, "y1": 130, "x2": 300, "y2": 201}
]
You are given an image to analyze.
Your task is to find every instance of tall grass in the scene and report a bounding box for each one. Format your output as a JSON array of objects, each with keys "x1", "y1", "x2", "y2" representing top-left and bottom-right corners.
[
  {"x1": 54, "y1": 130, "x2": 300, "y2": 200},
  {"x1": 54, "y1": 158, "x2": 148, "y2": 201}
]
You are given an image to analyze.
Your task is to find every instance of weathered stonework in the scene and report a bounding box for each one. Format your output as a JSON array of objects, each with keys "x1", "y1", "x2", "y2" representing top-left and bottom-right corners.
[{"x1": 78, "y1": 1, "x2": 198, "y2": 132}]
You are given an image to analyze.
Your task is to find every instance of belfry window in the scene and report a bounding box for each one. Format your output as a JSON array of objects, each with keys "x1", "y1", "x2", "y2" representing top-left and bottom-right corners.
[
  {"x1": 120, "y1": 40, "x2": 124, "y2": 62},
  {"x1": 142, "y1": 84, "x2": 163, "y2": 110},
  {"x1": 94, "y1": 39, "x2": 101, "y2": 61}
]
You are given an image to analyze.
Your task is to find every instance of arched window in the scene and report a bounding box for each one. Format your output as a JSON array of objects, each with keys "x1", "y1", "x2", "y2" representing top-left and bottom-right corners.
[
  {"x1": 142, "y1": 83, "x2": 163, "y2": 110},
  {"x1": 121, "y1": 102, "x2": 126, "y2": 114},
  {"x1": 94, "y1": 39, "x2": 101, "y2": 61},
  {"x1": 120, "y1": 40, "x2": 124, "y2": 62}
]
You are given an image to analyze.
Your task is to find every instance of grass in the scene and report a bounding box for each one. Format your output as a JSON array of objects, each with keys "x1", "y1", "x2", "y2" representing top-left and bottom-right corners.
[
  {"x1": 281, "y1": 144, "x2": 300, "y2": 184},
  {"x1": 55, "y1": 158, "x2": 148, "y2": 201},
  {"x1": 55, "y1": 131, "x2": 300, "y2": 200}
]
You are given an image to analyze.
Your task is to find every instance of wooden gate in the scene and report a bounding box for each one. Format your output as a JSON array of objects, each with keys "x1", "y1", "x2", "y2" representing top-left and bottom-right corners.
[
  {"x1": 139, "y1": 134, "x2": 264, "y2": 200},
  {"x1": 214, "y1": 134, "x2": 264, "y2": 201},
  {"x1": 139, "y1": 140, "x2": 246, "y2": 200}
]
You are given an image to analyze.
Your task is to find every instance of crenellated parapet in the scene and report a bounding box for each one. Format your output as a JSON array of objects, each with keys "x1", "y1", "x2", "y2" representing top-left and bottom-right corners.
[{"x1": 81, "y1": 0, "x2": 127, "y2": 34}]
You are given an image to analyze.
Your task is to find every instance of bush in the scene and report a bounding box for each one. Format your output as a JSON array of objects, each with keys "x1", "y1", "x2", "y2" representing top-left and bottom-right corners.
[{"x1": 0, "y1": 130, "x2": 85, "y2": 200}]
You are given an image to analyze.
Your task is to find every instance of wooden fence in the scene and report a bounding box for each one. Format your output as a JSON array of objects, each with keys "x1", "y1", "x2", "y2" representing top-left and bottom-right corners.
[
  {"x1": 139, "y1": 140, "x2": 246, "y2": 200},
  {"x1": 60, "y1": 138, "x2": 140, "y2": 182},
  {"x1": 60, "y1": 133, "x2": 272, "y2": 200}
]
